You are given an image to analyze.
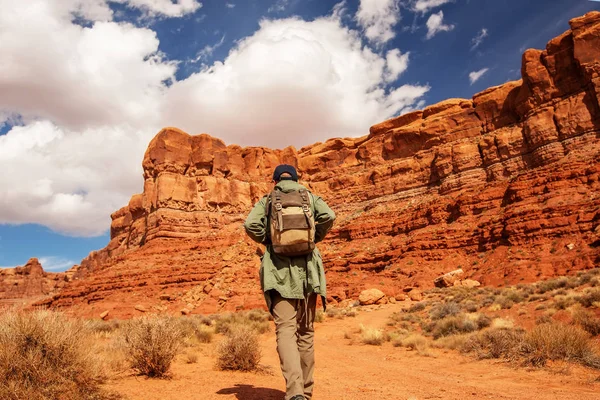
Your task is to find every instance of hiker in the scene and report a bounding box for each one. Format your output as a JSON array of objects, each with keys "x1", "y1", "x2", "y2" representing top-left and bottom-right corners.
[{"x1": 244, "y1": 164, "x2": 336, "y2": 400}]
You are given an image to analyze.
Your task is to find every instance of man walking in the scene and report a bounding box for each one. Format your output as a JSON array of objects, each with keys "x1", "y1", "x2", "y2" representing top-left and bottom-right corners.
[{"x1": 244, "y1": 164, "x2": 335, "y2": 400}]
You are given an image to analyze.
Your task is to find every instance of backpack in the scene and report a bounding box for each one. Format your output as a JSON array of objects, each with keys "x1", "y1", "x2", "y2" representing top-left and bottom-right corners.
[{"x1": 267, "y1": 188, "x2": 316, "y2": 256}]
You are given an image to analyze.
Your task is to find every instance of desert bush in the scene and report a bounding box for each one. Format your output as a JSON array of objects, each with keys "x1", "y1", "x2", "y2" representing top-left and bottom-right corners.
[
  {"x1": 528, "y1": 294, "x2": 548, "y2": 302},
  {"x1": 217, "y1": 325, "x2": 261, "y2": 371},
  {"x1": 176, "y1": 315, "x2": 214, "y2": 344},
  {"x1": 0, "y1": 310, "x2": 115, "y2": 400},
  {"x1": 360, "y1": 324, "x2": 386, "y2": 345},
  {"x1": 572, "y1": 308, "x2": 600, "y2": 336},
  {"x1": 407, "y1": 302, "x2": 427, "y2": 313},
  {"x1": 504, "y1": 289, "x2": 526, "y2": 303},
  {"x1": 553, "y1": 295, "x2": 576, "y2": 310},
  {"x1": 85, "y1": 319, "x2": 120, "y2": 335},
  {"x1": 577, "y1": 289, "x2": 600, "y2": 308},
  {"x1": 428, "y1": 315, "x2": 478, "y2": 339},
  {"x1": 315, "y1": 309, "x2": 325, "y2": 323},
  {"x1": 536, "y1": 277, "x2": 568, "y2": 294},
  {"x1": 481, "y1": 295, "x2": 495, "y2": 307},
  {"x1": 463, "y1": 301, "x2": 479, "y2": 313},
  {"x1": 121, "y1": 315, "x2": 185, "y2": 378},
  {"x1": 192, "y1": 314, "x2": 213, "y2": 326},
  {"x1": 493, "y1": 296, "x2": 514, "y2": 310},
  {"x1": 433, "y1": 333, "x2": 473, "y2": 350},
  {"x1": 462, "y1": 328, "x2": 525, "y2": 360},
  {"x1": 472, "y1": 313, "x2": 492, "y2": 329},
  {"x1": 520, "y1": 322, "x2": 600, "y2": 368},
  {"x1": 429, "y1": 302, "x2": 461, "y2": 320},
  {"x1": 214, "y1": 310, "x2": 270, "y2": 335},
  {"x1": 185, "y1": 352, "x2": 198, "y2": 364},
  {"x1": 344, "y1": 309, "x2": 358, "y2": 318},
  {"x1": 399, "y1": 334, "x2": 433, "y2": 356},
  {"x1": 194, "y1": 324, "x2": 214, "y2": 343}
]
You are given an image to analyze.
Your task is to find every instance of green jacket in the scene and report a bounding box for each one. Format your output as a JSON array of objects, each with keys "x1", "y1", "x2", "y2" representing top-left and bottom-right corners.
[{"x1": 244, "y1": 180, "x2": 336, "y2": 310}]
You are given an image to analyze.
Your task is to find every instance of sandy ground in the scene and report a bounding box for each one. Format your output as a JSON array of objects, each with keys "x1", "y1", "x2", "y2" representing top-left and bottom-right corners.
[{"x1": 105, "y1": 304, "x2": 600, "y2": 400}]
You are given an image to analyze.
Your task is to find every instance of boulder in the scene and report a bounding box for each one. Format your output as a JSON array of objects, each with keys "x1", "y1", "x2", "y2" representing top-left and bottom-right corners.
[
  {"x1": 434, "y1": 269, "x2": 465, "y2": 288},
  {"x1": 358, "y1": 289, "x2": 386, "y2": 305}
]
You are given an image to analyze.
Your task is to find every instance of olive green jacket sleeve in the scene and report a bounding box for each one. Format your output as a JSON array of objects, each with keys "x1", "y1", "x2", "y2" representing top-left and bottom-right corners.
[
  {"x1": 244, "y1": 196, "x2": 269, "y2": 244},
  {"x1": 313, "y1": 195, "x2": 335, "y2": 243}
]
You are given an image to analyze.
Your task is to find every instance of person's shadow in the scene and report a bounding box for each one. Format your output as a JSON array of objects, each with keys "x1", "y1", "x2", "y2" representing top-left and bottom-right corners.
[{"x1": 216, "y1": 384, "x2": 285, "y2": 400}]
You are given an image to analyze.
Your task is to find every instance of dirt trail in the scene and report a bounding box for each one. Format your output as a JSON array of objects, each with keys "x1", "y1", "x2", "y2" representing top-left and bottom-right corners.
[{"x1": 105, "y1": 304, "x2": 600, "y2": 400}]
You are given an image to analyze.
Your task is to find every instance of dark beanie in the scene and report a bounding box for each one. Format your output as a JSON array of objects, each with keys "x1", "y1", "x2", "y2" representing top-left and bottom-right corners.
[{"x1": 272, "y1": 164, "x2": 298, "y2": 182}]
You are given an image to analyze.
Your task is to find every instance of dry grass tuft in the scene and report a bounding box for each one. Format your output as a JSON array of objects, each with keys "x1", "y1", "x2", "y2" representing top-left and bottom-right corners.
[
  {"x1": 0, "y1": 310, "x2": 117, "y2": 400},
  {"x1": 428, "y1": 315, "x2": 478, "y2": 339},
  {"x1": 429, "y1": 302, "x2": 461, "y2": 321},
  {"x1": 520, "y1": 323, "x2": 600, "y2": 368},
  {"x1": 217, "y1": 325, "x2": 261, "y2": 371},
  {"x1": 399, "y1": 334, "x2": 433, "y2": 356},
  {"x1": 185, "y1": 352, "x2": 198, "y2": 364},
  {"x1": 572, "y1": 308, "x2": 600, "y2": 336},
  {"x1": 120, "y1": 315, "x2": 185, "y2": 378},
  {"x1": 360, "y1": 324, "x2": 386, "y2": 345},
  {"x1": 462, "y1": 328, "x2": 525, "y2": 360},
  {"x1": 214, "y1": 310, "x2": 271, "y2": 335}
]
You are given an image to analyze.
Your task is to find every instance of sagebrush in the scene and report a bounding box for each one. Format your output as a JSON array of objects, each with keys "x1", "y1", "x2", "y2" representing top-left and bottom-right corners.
[{"x1": 0, "y1": 310, "x2": 116, "y2": 400}]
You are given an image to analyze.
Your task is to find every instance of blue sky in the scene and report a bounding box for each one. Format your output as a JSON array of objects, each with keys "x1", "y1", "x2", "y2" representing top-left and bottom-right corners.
[{"x1": 1, "y1": 0, "x2": 599, "y2": 271}]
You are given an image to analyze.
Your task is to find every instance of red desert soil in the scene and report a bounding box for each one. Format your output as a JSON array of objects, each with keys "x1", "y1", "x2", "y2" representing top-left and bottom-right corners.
[{"x1": 105, "y1": 304, "x2": 600, "y2": 400}]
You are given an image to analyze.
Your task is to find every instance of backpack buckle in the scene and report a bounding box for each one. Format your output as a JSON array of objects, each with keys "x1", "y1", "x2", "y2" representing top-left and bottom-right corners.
[
  {"x1": 275, "y1": 203, "x2": 282, "y2": 211},
  {"x1": 302, "y1": 205, "x2": 310, "y2": 213}
]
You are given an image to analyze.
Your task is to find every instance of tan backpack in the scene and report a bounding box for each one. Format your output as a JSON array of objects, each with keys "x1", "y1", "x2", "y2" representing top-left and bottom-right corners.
[{"x1": 267, "y1": 188, "x2": 316, "y2": 256}]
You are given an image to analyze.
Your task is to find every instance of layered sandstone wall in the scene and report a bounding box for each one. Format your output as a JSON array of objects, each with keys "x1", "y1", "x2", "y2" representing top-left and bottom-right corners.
[
  {"x1": 0, "y1": 258, "x2": 70, "y2": 306},
  {"x1": 36, "y1": 12, "x2": 600, "y2": 318}
]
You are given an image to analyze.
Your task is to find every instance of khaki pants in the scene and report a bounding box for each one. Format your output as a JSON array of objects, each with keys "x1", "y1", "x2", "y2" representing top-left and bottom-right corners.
[{"x1": 271, "y1": 291, "x2": 317, "y2": 400}]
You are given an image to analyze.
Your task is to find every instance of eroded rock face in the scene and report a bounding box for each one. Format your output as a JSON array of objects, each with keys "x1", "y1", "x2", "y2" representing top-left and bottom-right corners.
[
  {"x1": 0, "y1": 258, "x2": 70, "y2": 306},
  {"x1": 33, "y1": 12, "x2": 600, "y2": 318}
]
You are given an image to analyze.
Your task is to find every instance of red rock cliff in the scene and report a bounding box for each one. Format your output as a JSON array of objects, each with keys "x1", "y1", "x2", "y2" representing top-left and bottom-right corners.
[
  {"x1": 38, "y1": 12, "x2": 600, "y2": 318},
  {"x1": 0, "y1": 258, "x2": 70, "y2": 307}
]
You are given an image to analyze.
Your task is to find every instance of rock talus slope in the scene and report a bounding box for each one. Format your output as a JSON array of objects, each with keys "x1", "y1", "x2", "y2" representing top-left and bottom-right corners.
[{"x1": 36, "y1": 12, "x2": 600, "y2": 318}]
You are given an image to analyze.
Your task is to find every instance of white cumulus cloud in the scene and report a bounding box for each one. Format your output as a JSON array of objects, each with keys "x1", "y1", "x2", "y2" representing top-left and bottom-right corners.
[
  {"x1": 425, "y1": 10, "x2": 454, "y2": 39},
  {"x1": 111, "y1": 0, "x2": 202, "y2": 17},
  {"x1": 0, "y1": 0, "x2": 427, "y2": 237},
  {"x1": 165, "y1": 17, "x2": 428, "y2": 149},
  {"x1": 411, "y1": 0, "x2": 453, "y2": 14},
  {"x1": 356, "y1": 0, "x2": 401, "y2": 45},
  {"x1": 385, "y1": 49, "x2": 410, "y2": 82},
  {"x1": 469, "y1": 67, "x2": 489, "y2": 84}
]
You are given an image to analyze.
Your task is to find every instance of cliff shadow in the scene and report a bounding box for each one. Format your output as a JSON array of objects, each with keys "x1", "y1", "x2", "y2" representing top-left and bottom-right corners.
[{"x1": 216, "y1": 384, "x2": 285, "y2": 400}]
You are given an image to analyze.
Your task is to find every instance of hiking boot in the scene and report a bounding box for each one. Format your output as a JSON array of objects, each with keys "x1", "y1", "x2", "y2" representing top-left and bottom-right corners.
[{"x1": 289, "y1": 396, "x2": 305, "y2": 400}]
